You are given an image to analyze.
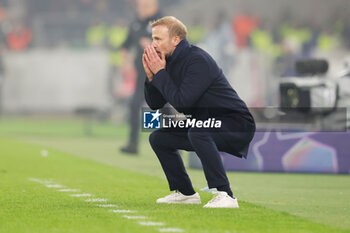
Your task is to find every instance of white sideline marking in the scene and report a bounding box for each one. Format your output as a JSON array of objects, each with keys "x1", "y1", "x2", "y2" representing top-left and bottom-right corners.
[
  {"x1": 123, "y1": 215, "x2": 147, "y2": 219},
  {"x1": 28, "y1": 178, "x2": 53, "y2": 184},
  {"x1": 97, "y1": 204, "x2": 118, "y2": 208},
  {"x1": 41, "y1": 149, "x2": 49, "y2": 157},
  {"x1": 46, "y1": 184, "x2": 64, "y2": 188},
  {"x1": 138, "y1": 221, "x2": 165, "y2": 226},
  {"x1": 57, "y1": 189, "x2": 80, "y2": 192},
  {"x1": 69, "y1": 193, "x2": 93, "y2": 197},
  {"x1": 158, "y1": 228, "x2": 184, "y2": 232},
  {"x1": 85, "y1": 198, "x2": 108, "y2": 202},
  {"x1": 112, "y1": 210, "x2": 137, "y2": 213},
  {"x1": 28, "y1": 178, "x2": 185, "y2": 232}
]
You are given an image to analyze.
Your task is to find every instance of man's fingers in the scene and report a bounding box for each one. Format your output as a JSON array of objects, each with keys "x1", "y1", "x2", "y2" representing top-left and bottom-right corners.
[
  {"x1": 143, "y1": 54, "x2": 151, "y2": 71},
  {"x1": 144, "y1": 51, "x2": 151, "y2": 63},
  {"x1": 150, "y1": 46, "x2": 160, "y2": 60},
  {"x1": 142, "y1": 54, "x2": 147, "y2": 66},
  {"x1": 146, "y1": 46, "x2": 160, "y2": 61},
  {"x1": 147, "y1": 46, "x2": 157, "y2": 61},
  {"x1": 145, "y1": 47, "x2": 151, "y2": 58},
  {"x1": 142, "y1": 52, "x2": 148, "y2": 62},
  {"x1": 144, "y1": 45, "x2": 166, "y2": 74},
  {"x1": 143, "y1": 54, "x2": 151, "y2": 68},
  {"x1": 142, "y1": 53, "x2": 154, "y2": 81}
]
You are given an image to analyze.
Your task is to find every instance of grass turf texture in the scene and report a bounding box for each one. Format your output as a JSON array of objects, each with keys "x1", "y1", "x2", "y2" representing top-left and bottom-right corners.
[{"x1": 0, "y1": 117, "x2": 350, "y2": 232}]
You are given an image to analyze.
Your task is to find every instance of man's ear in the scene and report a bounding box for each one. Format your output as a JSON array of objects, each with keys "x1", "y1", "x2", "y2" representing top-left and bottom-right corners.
[{"x1": 172, "y1": 36, "x2": 181, "y2": 46}]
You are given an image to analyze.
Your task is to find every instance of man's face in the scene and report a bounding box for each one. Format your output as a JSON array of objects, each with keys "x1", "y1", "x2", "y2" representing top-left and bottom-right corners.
[
  {"x1": 137, "y1": 0, "x2": 158, "y2": 20},
  {"x1": 151, "y1": 25, "x2": 176, "y2": 59}
]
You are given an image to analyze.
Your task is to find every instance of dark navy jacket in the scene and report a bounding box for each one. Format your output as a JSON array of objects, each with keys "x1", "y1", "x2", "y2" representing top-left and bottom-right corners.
[{"x1": 144, "y1": 39, "x2": 255, "y2": 158}]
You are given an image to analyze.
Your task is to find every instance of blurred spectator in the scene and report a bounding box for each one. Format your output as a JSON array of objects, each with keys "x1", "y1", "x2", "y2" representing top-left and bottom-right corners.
[
  {"x1": 250, "y1": 22, "x2": 281, "y2": 59},
  {"x1": 187, "y1": 16, "x2": 208, "y2": 45},
  {"x1": 0, "y1": 3, "x2": 5, "y2": 22},
  {"x1": 232, "y1": 13, "x2": 259, "y2": 49},
  {"x1": 343, "y1": 16, "x2": 350, "y2": 50},
  {"x1": 108, "y1": 20, "x2": 128, "y2": 62},
  {"x1": 86, "y1": 19, "x2": 107, "y2": 47},
  {"x1": 317, "y1": 29, "x2": 340, "y2": 53},
  {"x1": 6, "y1": 21, "x2": 32, "y2": 51},
  {"x1": 0, "y1": 45, "x2": 4, "y2": 115},
  {"x1": 106, "y1": 20, "x2": 133, "y2": 100},
  {"x1": 202, "y1": 10, "x2": 235, "y2": 75},
  {"x1": 119, "y1": 0, "x2": 162, "y2": 155},
  {"x1": 273, "y1": 20, "x2": 313, "y2": 77},
  {"x1": 0, "y1": 3, "x2": 5, "y2": 115}
]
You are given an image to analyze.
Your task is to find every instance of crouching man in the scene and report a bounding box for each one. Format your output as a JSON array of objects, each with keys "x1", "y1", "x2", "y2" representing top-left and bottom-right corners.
[{"x1": 143, "y1": 16, "x2": 255, "y2": 208}]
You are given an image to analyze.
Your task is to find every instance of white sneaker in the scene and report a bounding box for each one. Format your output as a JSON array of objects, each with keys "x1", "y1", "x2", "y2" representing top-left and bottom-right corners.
[
  {"x1": 156, "y1": 190, "x2": 201, "y2": 204},
  {"x1": 203, "y1": 191, "x2": 239, "y2": 208}
]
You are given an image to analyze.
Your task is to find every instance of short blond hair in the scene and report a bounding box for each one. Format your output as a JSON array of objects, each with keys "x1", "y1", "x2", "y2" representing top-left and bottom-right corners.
[{"x1": 150, "y1": 16, "x2": 187, "y2": 40}]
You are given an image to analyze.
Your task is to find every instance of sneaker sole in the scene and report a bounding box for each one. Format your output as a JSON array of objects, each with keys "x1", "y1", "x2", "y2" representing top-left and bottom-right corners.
[
  {"x1": 203, "y1": 198, "x2": 239, "y2": 208},
  {"x1": 156, "y1": 199, "x2": 202, "y2": 204},
  {"x1": 203, "y1": 201, "x2": 239, "y2": 208},
  {"x1": 203, "y1": 204, "x2": 239, "y2": 208}
]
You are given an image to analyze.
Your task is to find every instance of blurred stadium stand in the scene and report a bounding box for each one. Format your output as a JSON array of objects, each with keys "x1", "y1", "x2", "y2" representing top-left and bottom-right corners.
[
  {"x1": 1, "y1": 0, "x2": 349, "y2": 174},
  {"x1": 0, "y1": 0, "x2": 349, "y2": 115}
]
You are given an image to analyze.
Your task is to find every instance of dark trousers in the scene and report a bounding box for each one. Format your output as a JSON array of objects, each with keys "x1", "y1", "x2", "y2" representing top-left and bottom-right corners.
[
  {"x1": 149, "y1": 118, "x2": 255, "y2": 192},
  {"x1": 127, "y1": 58, "x2": 174, "y2": 147},
  {"x1": 127, "y1": 59, "x2": 145, "y2": 146}
]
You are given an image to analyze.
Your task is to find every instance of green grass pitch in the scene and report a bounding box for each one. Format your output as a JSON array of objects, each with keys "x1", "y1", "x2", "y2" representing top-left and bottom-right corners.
[{"x1": 0, "y1": 118, "x2": 349, "y2": 233}]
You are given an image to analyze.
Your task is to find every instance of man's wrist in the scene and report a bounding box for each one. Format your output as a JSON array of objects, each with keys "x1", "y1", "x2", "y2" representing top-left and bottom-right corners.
[{"x1": 154, "y1": 68, "x2": 165, "y2": 76}]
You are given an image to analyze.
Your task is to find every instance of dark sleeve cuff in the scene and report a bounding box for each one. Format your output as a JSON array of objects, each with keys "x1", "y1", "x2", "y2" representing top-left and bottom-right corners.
[
  {"x1": 145, "y1": 77, "x2": 151, "y2": 85},
  {"x1": 151, "y1": 69, "x2": 167, "y2": 88}
]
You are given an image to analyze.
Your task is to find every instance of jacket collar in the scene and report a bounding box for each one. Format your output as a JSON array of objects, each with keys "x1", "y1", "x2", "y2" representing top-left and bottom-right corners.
[{"x1": 167, "y1": 39, "x2": 191, "y2": 64}]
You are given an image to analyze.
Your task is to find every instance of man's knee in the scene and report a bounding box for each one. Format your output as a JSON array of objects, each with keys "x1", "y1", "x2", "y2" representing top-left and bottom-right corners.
[
  {"x1": 149, "y1": 130, "x2": 165, "y2": 148},
  {"x1": 187, "y1": 127, "x2": 209, "y2": 143}
]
